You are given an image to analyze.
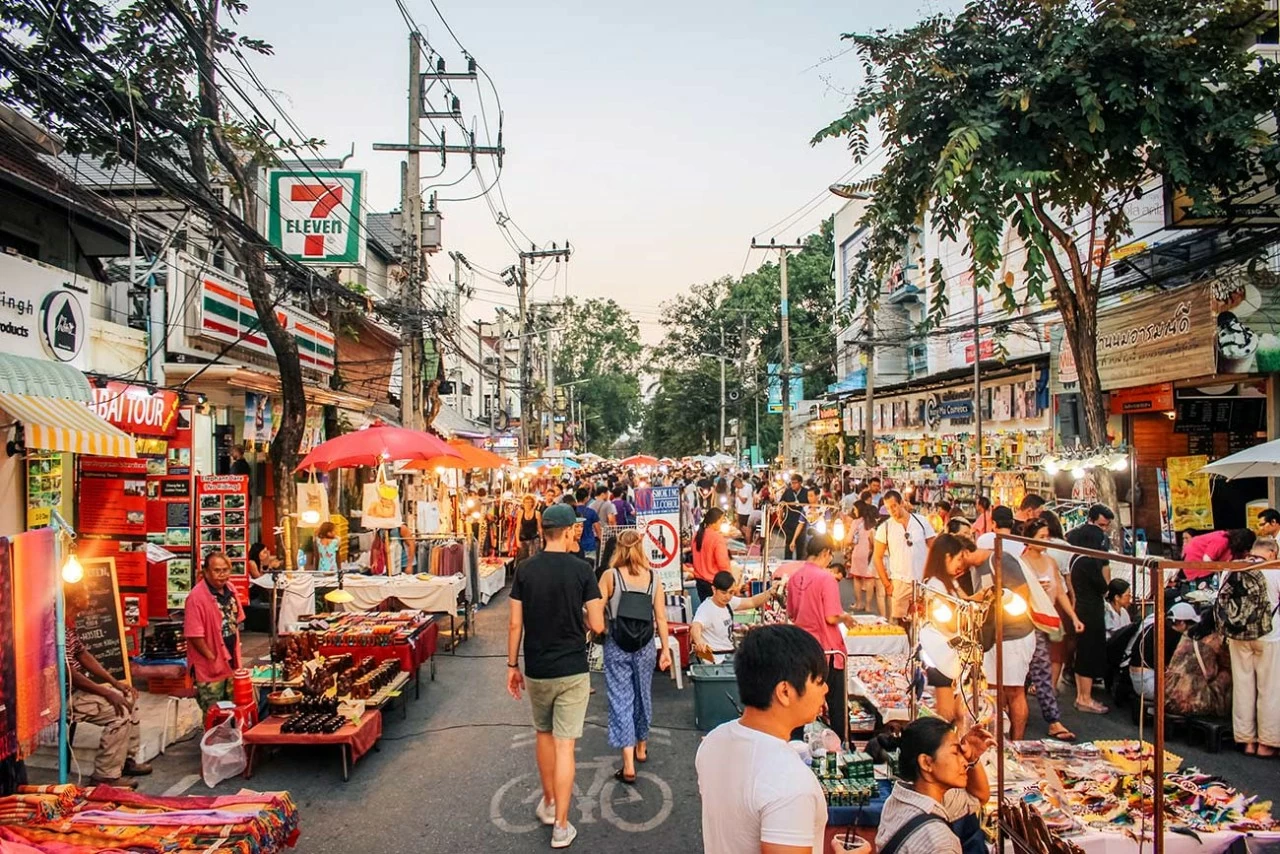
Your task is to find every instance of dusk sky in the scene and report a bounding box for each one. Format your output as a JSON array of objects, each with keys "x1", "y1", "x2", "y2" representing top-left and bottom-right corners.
[{"x1": 242, "y1": 1, "x2": 946, "y2": 338}]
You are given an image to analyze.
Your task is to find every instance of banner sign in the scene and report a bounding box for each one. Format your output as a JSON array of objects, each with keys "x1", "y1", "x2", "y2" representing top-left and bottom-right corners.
[
  {"x1": 1213, "y1": 277, "x2": 1280, "y2": 374},
  {"x1": 267, "y1": 169, "x2": 367, "y2": 266},
  {"x1": 0, "y1": 252, "x2": 90, "y2": 368},
  {"x1": 197, "y1": 273, "x2": 336, "y2": 376},
  {"x1": 90, "y1": 383, "x2": 180, "y2": 437},
  {"x1": 634, "y1": 486, "x2": 682, "y2": 591},
  {"x1": 195, "y1": 475, "x2": 251, "y2": 605},
  {"x1": 1166, "y1": 455, "x2": 1213, "y2": 532},
  {"x1": 1050, "y1": 282, "x2": 1216, "y2": 394}
]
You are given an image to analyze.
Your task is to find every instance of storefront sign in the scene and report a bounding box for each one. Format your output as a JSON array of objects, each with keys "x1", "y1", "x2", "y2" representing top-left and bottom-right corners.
[
  {"x1": 191, "y1": 265, "x2": 335, "y2": 376},
  {"x1": 1166, "y1": 455, "x2": 1213, "y2": 532},
  {"x1": 89, "y1": 383, "x2": 180, "y2": 437},
  {"x1": 1050, "y1": 283, "x2": 1215, "y2": 394},
  {"x1": 0, "y1": 253, "x2": 90, "y2": 368},
  {"x1": 267, "y1": 169, "x2": 367, "y2": 266},
  {"x1": 1107, "y1": 382, "x2": 1174, "y2": 415},
  {"x1": 808, "y1": 417, "x2": 841, "y2": 436},
  {"x1": 1213, "y1": 276, "x2": 1280, "y2": 374}
]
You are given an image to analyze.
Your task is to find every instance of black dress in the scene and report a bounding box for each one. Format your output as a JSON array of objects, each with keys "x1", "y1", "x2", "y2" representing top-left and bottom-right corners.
[{"x1": 1067, "y1": 523, "x2": 1110, "y2": 679}]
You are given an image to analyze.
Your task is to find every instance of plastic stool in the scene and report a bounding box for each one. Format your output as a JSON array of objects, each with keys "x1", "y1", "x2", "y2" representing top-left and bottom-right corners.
[
  {"x1": 657, "y1": 635, "x2": 683, "y2": 690},
  {"x1": 1185, "y1": 718, "x2": 1233, "y2": 753}
]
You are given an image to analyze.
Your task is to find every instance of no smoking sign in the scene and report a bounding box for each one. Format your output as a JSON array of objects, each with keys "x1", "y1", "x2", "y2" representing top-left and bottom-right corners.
[{"x1": 643, "y1": 519, "x2": 678, "y2": 568}]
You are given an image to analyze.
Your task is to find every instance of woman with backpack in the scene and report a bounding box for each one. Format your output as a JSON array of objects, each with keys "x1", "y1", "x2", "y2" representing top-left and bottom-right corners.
[{"x1": 599, "y1": 529, "x2": 672, "y2": 783}]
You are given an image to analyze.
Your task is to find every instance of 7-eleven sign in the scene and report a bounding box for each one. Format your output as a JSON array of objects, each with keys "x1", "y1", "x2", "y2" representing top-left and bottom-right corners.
[{"x1": 267, "y1": 169, "x2": 366, "y2": 267}]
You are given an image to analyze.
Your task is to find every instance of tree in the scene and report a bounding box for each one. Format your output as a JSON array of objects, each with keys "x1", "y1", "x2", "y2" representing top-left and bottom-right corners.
[
  {"x1": 554, "y1": 297, "x2": 643, "y2": 453},
  {"x1": 814, "y1": 0, "x2": 1280, "y2": 507},
  {"x1": 0, "y1": 0, "x2": 353, "y2": 518}
]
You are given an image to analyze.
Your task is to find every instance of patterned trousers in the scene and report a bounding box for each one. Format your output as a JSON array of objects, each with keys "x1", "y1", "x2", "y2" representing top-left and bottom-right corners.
[
  {"x1": 1028, "y1": 631, "x2": 1061, "y2": 724},
  {"x1": 603, "y1": 637, "x2": 657, "y2": 749}
]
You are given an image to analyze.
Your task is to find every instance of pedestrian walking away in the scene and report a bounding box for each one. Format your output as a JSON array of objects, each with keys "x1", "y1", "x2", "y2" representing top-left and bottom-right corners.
[
  {"x1": 597, "y1": 529, "x2": 671, "y2": 783},
  {"x1": 507, "y1": 502, "x2": 606, "y2": 849}
]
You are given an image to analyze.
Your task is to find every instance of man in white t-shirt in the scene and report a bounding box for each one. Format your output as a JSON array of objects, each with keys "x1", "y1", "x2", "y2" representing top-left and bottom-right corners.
[
  {"x1": 734, "y1": 477, "x2": 755, "y2": 544},
  {"x1": 697, "y1": 624, "x2": 830, "y2": 854},
  {"x1": 974, "y1": 505, "x2": 1024, "y2": 559},
  {"x1": 691, "y1": 571, "x2": 775, "y2": 663},
  {"x1": 872, "y1": 489, "x2": 936, "y2": 623}
]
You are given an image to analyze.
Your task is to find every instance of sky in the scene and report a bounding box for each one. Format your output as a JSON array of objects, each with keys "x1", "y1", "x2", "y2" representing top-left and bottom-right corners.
[{"x1": 240, "y1": 0, "x2": 944, "y2": 341}]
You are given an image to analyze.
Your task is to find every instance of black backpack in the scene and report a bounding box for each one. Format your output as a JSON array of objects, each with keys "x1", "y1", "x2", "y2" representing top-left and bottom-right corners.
[
  {"x1": 609, "y1": 570, "x2": 656, "y2": 653},
  {"x1": 1215, "y1": 569, "x2": 1279, "y2": 641}
]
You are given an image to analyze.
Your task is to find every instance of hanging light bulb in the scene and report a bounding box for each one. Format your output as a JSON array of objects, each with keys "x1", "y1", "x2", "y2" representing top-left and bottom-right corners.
[
  {"x1": 931, "y1": 600, "x2": 954, "y2": 624},
  {"x1": 466, "y1": 497, "x2": 477, "y2": 510},
  {"x1": 300, "y1": 509, "x2": 322, "y2": 526},
  {"x1": 815, "y1": 517, "x2": 828, "y2": 535},
  {"x1": 61, "y1": 552, "x2": 84, "y2": 584},
  {"x1": 1071, "y1": 467, "x2": 1086, "y2": 481},
  {"x1": 719, "y1": 519, "x2": 731, "y2": 535},
  {"x1": 832, "y1": 518, "x2": 846, "y2": 542},
  {"x1": 1003, "y1": 589, "x2": 1028, "y2": 617},
  {"x1": 324, "y1": 569, "x2": 354, "y2": 604},
  {"x1": 1109, "y1": 454, "x2": 1129, "y2": 472}
]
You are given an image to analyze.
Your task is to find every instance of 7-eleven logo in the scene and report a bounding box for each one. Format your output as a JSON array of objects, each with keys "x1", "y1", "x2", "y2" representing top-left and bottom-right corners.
[{"x1": 268, "y1": 170, "x2": 365, "y2": 266}]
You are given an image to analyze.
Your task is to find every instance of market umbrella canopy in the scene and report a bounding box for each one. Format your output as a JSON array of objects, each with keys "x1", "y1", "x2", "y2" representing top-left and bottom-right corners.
[
  {"x1": 295, "y1": 425, "x2": 461, "y2": 472},
  {"x1": 1199, "y1": 438, "x2": 1280, "y2": 480},
  {"x1": 619, "y1": 454, "x2": 659, "y2": 467},
  {"x1": 403, "y1": 440, "x2": 512, "y2": 471}
]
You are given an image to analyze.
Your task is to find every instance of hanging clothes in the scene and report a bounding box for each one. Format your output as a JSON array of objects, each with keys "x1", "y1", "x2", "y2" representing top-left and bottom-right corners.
[
  {"x1": 0, "y1": 538, "x2": 17, "y2": 762},
  {"x1": 12, "y1": 529, "x2": 57, "y2": 759}
]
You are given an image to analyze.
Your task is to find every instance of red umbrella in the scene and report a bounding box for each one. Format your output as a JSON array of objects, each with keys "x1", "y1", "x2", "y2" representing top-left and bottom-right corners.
[
  {"x1": 295, "y1": 426, "x2": 462, "y2": 472},
  {"x1": 619, "y1": 454, "x2": 659, "y2": 467}
]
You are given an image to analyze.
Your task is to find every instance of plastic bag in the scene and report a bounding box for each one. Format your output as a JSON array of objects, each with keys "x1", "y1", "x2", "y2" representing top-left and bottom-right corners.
[{"x1": 200, "y1": 718, "x2": 246, "y2": 788}]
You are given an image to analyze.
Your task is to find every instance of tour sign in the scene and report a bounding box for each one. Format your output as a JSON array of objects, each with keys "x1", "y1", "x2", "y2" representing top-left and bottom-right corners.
[{"x1": 267, "y1": 169, "x2": 367, "y2": 267}]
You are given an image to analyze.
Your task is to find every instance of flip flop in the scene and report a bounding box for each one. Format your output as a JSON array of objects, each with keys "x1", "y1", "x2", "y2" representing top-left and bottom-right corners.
[
  {"x1": 1047, "y1": 725, "x2": 1076, "y2": 741},
  {"x1": 614, "y1": 769, "x2": 637, "y2": 784}
]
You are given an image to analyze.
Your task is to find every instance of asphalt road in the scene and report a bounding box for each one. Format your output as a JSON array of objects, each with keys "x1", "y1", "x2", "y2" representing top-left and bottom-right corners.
[{"x1": 109, "y1": 590, "x2": 707, "y2": 853}]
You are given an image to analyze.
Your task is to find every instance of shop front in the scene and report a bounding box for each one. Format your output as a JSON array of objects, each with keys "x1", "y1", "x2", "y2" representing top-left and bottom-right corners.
[{"x1": 1049, "y1": 279, "x2": 1277, "y2": 554}]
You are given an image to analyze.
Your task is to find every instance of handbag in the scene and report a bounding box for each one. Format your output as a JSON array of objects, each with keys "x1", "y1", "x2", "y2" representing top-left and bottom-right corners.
[{"x1": 1020, "y1": 558, "x2": 1064, "y2": 642}]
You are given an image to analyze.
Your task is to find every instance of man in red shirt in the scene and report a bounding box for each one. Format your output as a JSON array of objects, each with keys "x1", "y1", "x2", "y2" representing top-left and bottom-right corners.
[{"x1": 786, "y1": 533, "x2": 857, "y2": 744}]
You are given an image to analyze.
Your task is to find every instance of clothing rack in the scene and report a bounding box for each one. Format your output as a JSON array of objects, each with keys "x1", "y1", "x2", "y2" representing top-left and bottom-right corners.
[{"x1": 417, "y1": 533, "x2": 477, "y2": 650}]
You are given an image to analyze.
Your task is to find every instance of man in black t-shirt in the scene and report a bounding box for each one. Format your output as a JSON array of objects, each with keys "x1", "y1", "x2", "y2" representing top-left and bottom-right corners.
[
  {"x1": 779, "y1": 474, "x2": 810, "y2": 560},
  {"x1": 507, "y1": 502, "x2": 605, "y2": 849}
]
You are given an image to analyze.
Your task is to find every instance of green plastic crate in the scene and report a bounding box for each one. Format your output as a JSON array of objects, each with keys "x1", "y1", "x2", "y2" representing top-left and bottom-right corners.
[{"x1": 690, "y1": 662, "x2": 742, "y2": 731}]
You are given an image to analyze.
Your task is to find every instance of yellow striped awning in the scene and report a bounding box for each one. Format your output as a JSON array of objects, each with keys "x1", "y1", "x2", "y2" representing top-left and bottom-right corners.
[{"x1": 0, "y1": 393, "x2": 137, "y2": 458}]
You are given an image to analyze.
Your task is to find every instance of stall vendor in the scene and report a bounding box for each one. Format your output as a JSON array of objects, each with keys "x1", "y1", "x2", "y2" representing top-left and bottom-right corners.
[
  {"x1": 65, "y1": 585, "x2": 150, "y2": 786},
  {"x1": 184, "y1": 551, "x2": 244, "y2": 713}
]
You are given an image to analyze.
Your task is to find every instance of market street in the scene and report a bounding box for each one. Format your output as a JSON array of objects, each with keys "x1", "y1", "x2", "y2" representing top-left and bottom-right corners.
[{"x1": 125, "y1": 595, "x2": 704, "y2": 853}]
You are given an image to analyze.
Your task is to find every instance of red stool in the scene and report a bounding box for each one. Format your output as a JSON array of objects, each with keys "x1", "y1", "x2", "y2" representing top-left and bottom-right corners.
[{"x1": 204, "y1": 699, "x2": 259, "y2": 732}]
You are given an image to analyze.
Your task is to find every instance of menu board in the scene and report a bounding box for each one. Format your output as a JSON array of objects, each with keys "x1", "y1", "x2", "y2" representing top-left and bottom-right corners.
[
  {"x1": 25, "y1": 450, "x2": 65, "y2": 529},
  {"x1": 1166, "y1": 455, "x2": 1214, "y2": 532},
  {"x1": 195, "y1": 475, "x2": 250, "y2": 605},
  {"x1": 78, "y1": 456, "x2": 148, "y2": 538},
  {"x1": 69, "y1": 557, "x2": 130, "y2": 684}
]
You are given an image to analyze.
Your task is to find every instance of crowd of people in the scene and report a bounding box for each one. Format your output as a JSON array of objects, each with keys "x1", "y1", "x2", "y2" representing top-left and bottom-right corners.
[{"x1": 495, "y1": 460, "x2": 1280, "y2": 852}]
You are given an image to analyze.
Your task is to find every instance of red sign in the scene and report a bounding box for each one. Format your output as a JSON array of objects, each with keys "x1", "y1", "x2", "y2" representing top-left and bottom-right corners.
[
  {"x1": 78, "y1": 456, "x2": 148, "y2": 538},
  {"x1": 1108, "y1": 382, "x2": 1175, "y2": 415},
  {"x1": 90, "y1": 383, "x2": 180, "y2": 437},
  {"x1": 965, "y1": 340, "x2": 997, "y2": 365}
]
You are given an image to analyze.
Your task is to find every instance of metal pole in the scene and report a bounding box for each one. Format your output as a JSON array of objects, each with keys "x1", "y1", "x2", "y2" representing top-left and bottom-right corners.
[
  {"x1": 972, "y1": 283, "x2": 982, "y2": 500},
  {"x1": 545, "y1": 319, "x2": 556, "y2": 451},
  {"x1": 781, "y1": 249, "x2": 793, "y2": 468},
  {"x1": 1153, "y1": 559, "x2": 1166, "y2": 850},
  {"x1": 719, "y1": 325, "x2": 727, "y2": 454},
  {"x1": 994, "y1": 534, "x2": 1006, "y2": 854},
  {"x1": 518, "y1": 259, "x2": 529, "y2": 458},
  {"x1": 494, "y1": 310, "x2": 503, "y2": 438}
]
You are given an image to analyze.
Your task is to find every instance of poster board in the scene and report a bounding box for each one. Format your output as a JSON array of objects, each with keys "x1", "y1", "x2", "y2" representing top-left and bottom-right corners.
[
  {"x1": 195, "y1": 475, "x2": 250, "y2": 604},
  {"x1": 1166, "y1": 455, "x2": 1213, "y2": 532},
  {"x1": 78, "y1": 456, "x2": 149, "y2": 641},
  {"x1": 70, "y1": 557, "x2": 131, "y2": 684},
  {"x1": 25, "y1": 451, "x2": 66, "y2": 529},
  {"x1": 634, "y1": 486, "x2": 682, "y2": 591}
]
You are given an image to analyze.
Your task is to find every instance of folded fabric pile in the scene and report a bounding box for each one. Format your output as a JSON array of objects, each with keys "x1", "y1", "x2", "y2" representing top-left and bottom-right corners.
[{"x1": 0, "y1": 784, "x2": 300, "y2": 853}]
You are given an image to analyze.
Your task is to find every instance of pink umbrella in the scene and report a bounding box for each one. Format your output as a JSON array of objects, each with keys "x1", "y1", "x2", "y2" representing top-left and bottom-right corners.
[{"x1": 295, "y1": 425, "x2": 462, "y2": 472}]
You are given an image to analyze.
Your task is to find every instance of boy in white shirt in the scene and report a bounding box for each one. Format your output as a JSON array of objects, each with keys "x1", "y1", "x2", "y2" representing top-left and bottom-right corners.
[
  {"x1": 691, "y1": 571, "x2": 775, "y2": 663},
  {"x1": 696, "y1": 624, "x2": 830, "y2": 854}
]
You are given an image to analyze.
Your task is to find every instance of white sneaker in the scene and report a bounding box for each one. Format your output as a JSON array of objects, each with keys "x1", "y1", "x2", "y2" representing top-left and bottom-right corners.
[
  {"x1": 535, "y1": 798, "x2": 556, "y2": 826},
  {"x1": 551, "y1": 822, "x2": 577, "y2": 849}
]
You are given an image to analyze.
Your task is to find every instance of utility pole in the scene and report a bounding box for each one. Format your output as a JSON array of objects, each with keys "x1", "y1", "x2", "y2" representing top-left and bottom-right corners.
[
  {"x1": 452, "y1": 251, "x2": 465, "y2": 414},
  {"x1": 752, "y1": 239, "x2": 806, "y2": 468},
  {"x1": 544, "y1": 316, "x2": 556, "y2": 451},
  {"x1": 738, "y1": 315, "x2": 748, "y2": 463},
  {"x1": 719, "y1": 324, "x2": 727, "y2": 453},
  {"x1": 475, "y1": 316, "x2": 485, "y2": 430},
  {"x1": 494, "y1": 309, "x2": 505, "y2": 438},
  {"x1": 863, "y1": 298, "x2": 876, "y2": 466},
  {"x1": 514, "y1": 245, "x2": 571, "y2": 459},
  {"x1": 398, "y1": 33, "x2": 422, "y2": 432}
]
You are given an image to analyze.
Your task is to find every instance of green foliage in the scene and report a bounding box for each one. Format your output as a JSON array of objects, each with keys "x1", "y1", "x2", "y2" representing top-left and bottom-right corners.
[
  {"x1": 642, "y1": 219, "x2": 835, "y2": 459},
  {"x1": 555, "y1": 297, "x2": 643, "y2": 453},
  {"x1": 813, "y1": 0, "x2": 1280, "y2": 445}
]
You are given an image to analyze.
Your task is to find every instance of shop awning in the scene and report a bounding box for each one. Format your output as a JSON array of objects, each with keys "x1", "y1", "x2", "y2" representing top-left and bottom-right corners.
[
  {"x1": 163, "y1": 364, "x2": 375, "y2": 412},
  {"x1": 0, "y1": 392, "x2": 136, "y2": 457}
]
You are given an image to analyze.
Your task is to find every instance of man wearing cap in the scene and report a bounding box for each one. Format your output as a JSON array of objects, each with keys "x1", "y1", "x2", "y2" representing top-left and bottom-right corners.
[
  {"x1": 1127, "y1": 602, "x2": 1198, "y2": 702},
  {"x1": 507, "y1": 502, "x2": 606, "y2": 849}
]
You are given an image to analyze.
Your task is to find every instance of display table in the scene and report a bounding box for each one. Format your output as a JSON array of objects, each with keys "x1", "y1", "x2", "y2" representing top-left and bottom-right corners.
[
  {"x1": 844, "y1": 618, "x2": 909, "y2": 657},
  {"x1": 826, "y1": 779, "x2": 892, "y2": 829},
  {"x1": 477, "y1": 559, "x2": 506, "y2": 604},
  {"x1": 847, "y1": 655, "x2": 915, "y2": 722},
  {"x1": 337, "y1": 573, "x2": 465, "y2": 613},
  {"x1": 314, "y1": 617, "x2": 438, "y2": 697},
  {"x1": 243, "y1": 710, "x2": 383, "y2": 782}
]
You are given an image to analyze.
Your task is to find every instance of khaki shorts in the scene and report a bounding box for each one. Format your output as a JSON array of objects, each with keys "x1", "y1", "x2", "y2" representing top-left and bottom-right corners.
[
  {"x1": 890, "y1": 581, "x2": 915, "y2": 620},
  {"x1": 527, "y1": 673, "x2": 591, "y2": 739}
]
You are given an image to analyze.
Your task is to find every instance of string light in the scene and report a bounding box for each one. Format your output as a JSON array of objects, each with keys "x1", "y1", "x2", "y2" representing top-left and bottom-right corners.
[
  {"x1": 300, "y1": 509, "x2": 322, "y2": 526},
  {"x1": 931, "y1": 600, "x2": 953, "y2": 623},
  {"x1": 61, "y1": 552, "x2": 84, "y2": 584},
  {"x1": 1003, "y1": 589, "x2": 1028, "y2": 617},
  {"x1": 832, "y1": 519, "x2": 846, "y2": 542}
]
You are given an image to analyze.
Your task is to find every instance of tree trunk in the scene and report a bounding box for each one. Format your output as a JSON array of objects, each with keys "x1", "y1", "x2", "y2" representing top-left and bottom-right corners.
[{"x1": 1062, "y1": 277, "x2": 1119, "y2": 519}]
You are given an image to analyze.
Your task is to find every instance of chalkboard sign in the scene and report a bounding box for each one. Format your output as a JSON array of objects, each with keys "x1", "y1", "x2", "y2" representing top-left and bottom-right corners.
[{"x1": 69, "y1": 556, "x2": 131, "y2": 684}]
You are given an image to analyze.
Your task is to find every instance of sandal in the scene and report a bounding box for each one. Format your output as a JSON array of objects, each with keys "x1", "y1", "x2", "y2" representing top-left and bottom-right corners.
[
  {"x1": 614, "y1": 769, "x2": 637, "y2": 784},
  {"x1": 1074, "y1": 700, "x2": 1109, "y2": 715},
  {"x1": 1047, "y1": 725, "x2": 1076, "y2": 741},
  {"x1": 635, "y1": 744, "x2": 648, "y2": 764}
]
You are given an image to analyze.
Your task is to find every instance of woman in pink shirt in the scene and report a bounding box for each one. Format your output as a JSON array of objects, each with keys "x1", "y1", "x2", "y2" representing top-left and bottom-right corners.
[
  {"x1": 1182, "y1": 529, "x2": 1255, "y2": 580},
  {"x1": 785, "y1": 534, "x2": 857, "y2": 743}
]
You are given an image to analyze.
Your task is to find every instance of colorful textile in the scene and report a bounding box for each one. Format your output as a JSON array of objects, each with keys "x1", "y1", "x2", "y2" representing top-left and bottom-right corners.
[
  {"x1": 12, "y1": 530, "x2": 57, "y2": 759},
  {"x1": 0, "y1": 784, "x2": 299, "y2": 854},
  {"x1": 0, "y1": 539, "x2": 16, "y2": 761}
]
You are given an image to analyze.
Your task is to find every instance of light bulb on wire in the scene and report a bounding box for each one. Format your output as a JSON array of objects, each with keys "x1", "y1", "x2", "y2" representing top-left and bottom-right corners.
[
  {"x1": 1071, "y1": 467, "x2": 1086, "y2": 481},
  {"x1": 815, "y1": 517, "x2": 828, "y2": 535},
  {"x1": 61, "y1": 553, "x2": 84, "y2": 584},
  {"x1": 931, "y1": 600, "x2": 954, "y2": 624},
  {"x1": 1003, "y1": 590, "x2": 1028, "y2": 617},
  {"x1": 832, "y1": 519, "x2": 846, "y2": 542}
]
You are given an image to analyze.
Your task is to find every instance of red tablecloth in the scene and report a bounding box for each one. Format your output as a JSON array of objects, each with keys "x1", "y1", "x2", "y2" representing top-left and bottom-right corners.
[
  {"x1": 316, "y1": 619, "x2": 438, "y2": 673},
  {"x1": 244, "y1": 709, "x2": 383, "y2": 766}
]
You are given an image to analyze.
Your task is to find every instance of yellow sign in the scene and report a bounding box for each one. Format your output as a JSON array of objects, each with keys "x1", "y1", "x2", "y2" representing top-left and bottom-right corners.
[{"x1": 1166, "y1": 455, "x2": 1213, "y2": 532}]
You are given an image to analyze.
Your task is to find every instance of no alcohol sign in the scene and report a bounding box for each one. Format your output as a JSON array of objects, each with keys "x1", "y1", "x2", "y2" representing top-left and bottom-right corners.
[{"x1": 635, "y1": 486, "x2": 682, "y2": 590}]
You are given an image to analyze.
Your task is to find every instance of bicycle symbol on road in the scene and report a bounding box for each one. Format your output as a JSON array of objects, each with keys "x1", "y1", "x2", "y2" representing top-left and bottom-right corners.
[{"x1": 490, "y1": 731, "x2": 673, "y2": 834}]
